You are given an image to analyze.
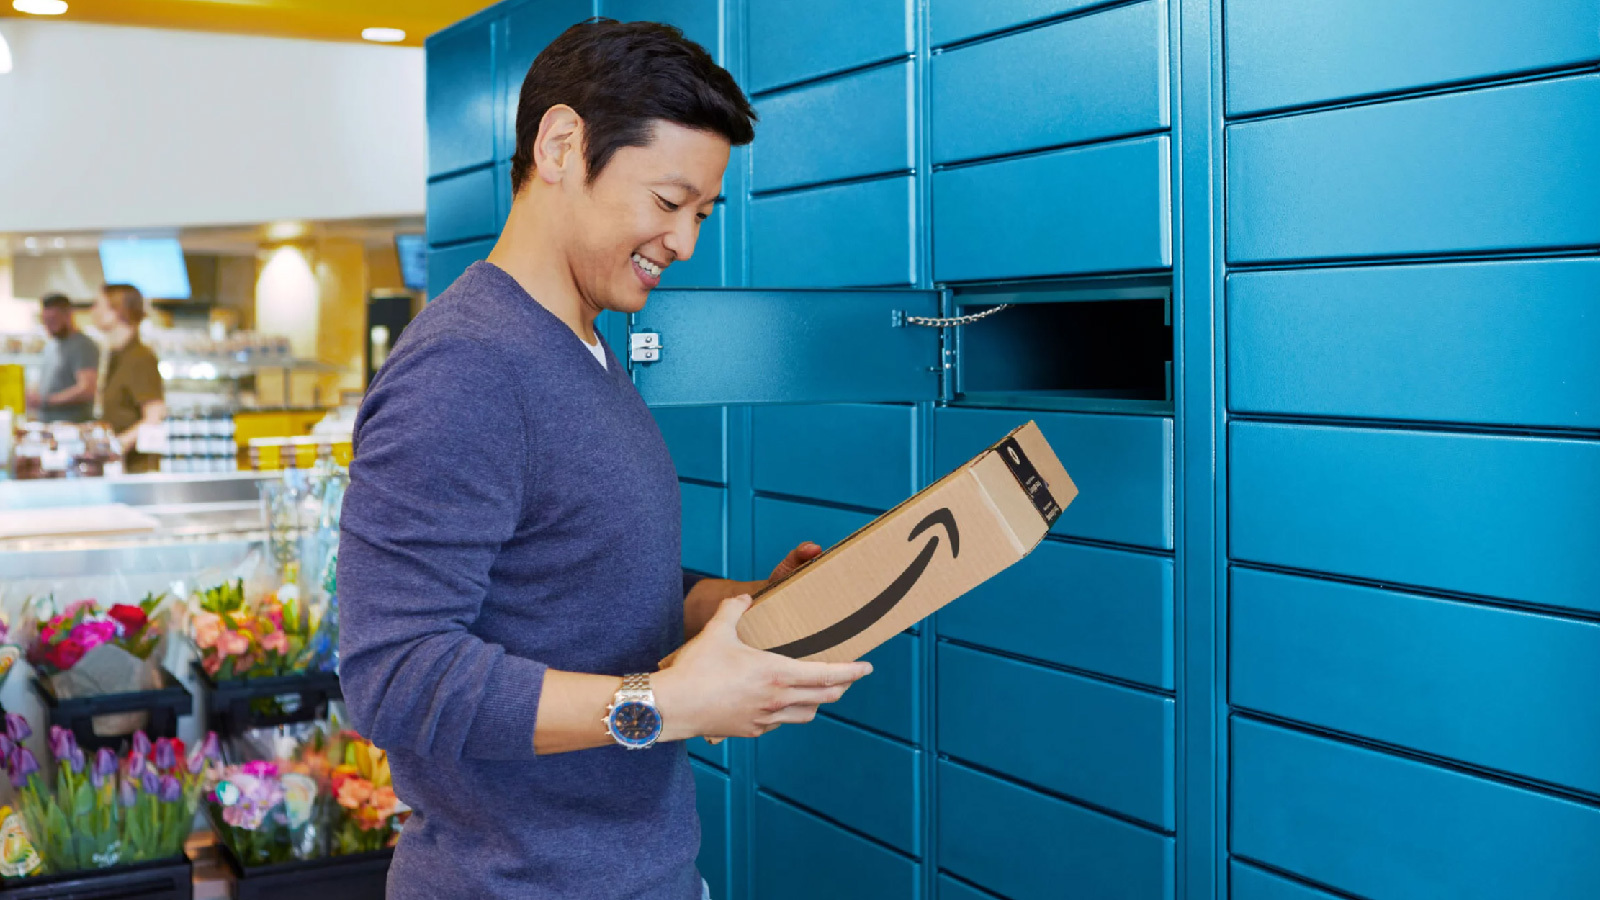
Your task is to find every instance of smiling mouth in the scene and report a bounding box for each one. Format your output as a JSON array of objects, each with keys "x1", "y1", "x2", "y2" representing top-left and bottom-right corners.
[{"x1": 631, "y1": 252, "x2": 665, "y2": 279}]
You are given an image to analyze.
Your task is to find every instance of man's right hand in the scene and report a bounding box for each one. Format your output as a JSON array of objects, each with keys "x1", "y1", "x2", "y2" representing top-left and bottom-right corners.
[{"x1": 653, "y1": 594, "x2": 871, "y2": 743}]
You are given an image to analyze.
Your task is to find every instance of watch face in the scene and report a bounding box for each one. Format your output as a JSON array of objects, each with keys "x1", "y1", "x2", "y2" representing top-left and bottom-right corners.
[{"x1": 609, "y1": 701, "x2": 662, "y2": 746}]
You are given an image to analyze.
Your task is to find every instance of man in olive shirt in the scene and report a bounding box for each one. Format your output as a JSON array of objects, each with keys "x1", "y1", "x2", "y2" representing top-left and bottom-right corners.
[
  {"x1": 27, "y1": 293, "x2": 100, "y2": 423},
  {"x1": 93, "y1": 284, "x2": 166, "y2": 473}
]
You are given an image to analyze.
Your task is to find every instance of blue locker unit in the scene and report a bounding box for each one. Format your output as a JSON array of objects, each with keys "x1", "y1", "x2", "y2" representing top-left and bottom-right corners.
[{"x1": 424, "y1": 1, "x2": 1597, "y2": 897}]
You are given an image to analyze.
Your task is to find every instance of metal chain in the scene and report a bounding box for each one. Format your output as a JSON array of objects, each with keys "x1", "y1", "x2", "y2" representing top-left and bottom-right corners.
[{"x1": 904, "y1": 303, "x2": 1013, "y2": 328}]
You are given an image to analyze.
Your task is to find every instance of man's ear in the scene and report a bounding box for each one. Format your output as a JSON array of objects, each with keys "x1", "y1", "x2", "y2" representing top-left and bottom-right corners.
[{"x1": 533, "y1": 104, "x2": 585, "y2": 184}]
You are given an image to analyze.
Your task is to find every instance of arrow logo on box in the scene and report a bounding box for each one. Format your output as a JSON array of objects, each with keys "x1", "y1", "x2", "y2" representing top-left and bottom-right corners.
[{"x1": 760, "y1": 508, "x2": 960, "y2": 659}]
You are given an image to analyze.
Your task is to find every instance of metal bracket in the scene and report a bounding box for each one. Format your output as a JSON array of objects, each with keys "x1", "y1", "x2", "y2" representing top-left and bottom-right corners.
[
  {"x1": 902, "y1": 304, "x2": 1013, "y2": 328},
  {"x1": 629, "y1": 331, "x2": 661, "y2": 363}
]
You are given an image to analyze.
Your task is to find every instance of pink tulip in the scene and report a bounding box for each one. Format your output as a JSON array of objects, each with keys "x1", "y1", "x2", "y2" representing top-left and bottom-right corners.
[
  {"x1": 191, "y1": 612, "x2": 223, "y2": 650},
  {"x1": 216, "y1": 630, "x2": 251, "y2": 658}
]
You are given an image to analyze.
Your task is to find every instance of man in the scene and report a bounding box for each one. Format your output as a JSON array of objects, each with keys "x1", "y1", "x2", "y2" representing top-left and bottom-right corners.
[
  {"x1": 92, "y1": 283, "x2": 166, "y2": 473},
  {"x1": 27, "y1": 293, "x2": 99, "y2": 423},
  {"x1": 337, "y1": 20, "x2": 871, "y2": 900}
]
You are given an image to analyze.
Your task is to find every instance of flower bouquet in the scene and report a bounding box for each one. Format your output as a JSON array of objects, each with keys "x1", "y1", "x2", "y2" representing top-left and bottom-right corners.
[
  {"x1": 27, "y1": 595, "x2": 166, "y2": 678},
  {"x1": 190, "y1": 580, "x2": 320, "y2": 681},
  {"x1": 324, "y1": 733, "x2": 404, "y2": 855},
  {"x1": 0, "y1": 713, "x2": 219, "y2": 877}
]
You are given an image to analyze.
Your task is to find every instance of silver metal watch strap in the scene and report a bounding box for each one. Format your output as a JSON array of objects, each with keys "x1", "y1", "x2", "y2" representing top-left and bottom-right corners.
[{"x1": 617, "y1": 672, "x2": 655, "y2": 704}]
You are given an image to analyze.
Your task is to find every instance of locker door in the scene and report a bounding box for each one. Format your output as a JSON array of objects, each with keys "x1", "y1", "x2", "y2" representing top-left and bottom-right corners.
[{"x1": 627, "y1": 289, "x2": 944, "y2": 407}]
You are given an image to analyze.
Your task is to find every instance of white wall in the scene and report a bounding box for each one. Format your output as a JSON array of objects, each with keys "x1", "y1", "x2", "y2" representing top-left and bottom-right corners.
[{"x1": 0, "y1": 20, "x2": 425, "y2": 232}]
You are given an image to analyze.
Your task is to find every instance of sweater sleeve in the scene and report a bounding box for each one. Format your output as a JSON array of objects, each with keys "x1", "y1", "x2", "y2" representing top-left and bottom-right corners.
[{"x1": 336, "y1": 331, "x2": 546, "y2": 761}]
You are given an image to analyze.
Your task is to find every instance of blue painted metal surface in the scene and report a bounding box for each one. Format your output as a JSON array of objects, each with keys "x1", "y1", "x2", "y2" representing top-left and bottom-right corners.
[
  {"x1": 1228, "y1": 259, "x2": 1600, "y2": 429},
  {"x1": 752, "y1": 497, "x2": 878, "y2": 570},
  {"x1": 629, "y1": 289, "x2": 940, "y2": 406},
  {"x1": 753, "y1": 63, "x2": 913, "y2": 193},
  {"x1": 1229, "y1": 862, "x2": 1339, "y2": 900},
  {"x1": 425, "y1": 239, "x2": 494, "y2": 300},
  {"x1": 746, "y1": 0, "x2": 911, "y2": 92},
  {"x1": 751, "y1": 404, "x2": 915, "y2": 509},
  {"x1": 1230, "y1": 422, "x2": 1600, "y2": 613},
  {"x1": 1231, "y1": 567, "x2": 1600, "y2": 796},
  {"x1": 497, "y1": 0, "x2": 591, "y2": 161},
  {"x1": 1224, "y1": 0, "x2": 1600, "y2": 116},
  {"x1": 931, "y1": 0, "x2": 1122, "y2": 47},
  {"x1": 828, "y1": 633, "x2": 920, "y2": 742},
  {"x1": 749, "y1": 177, "x2": 918, "y2": 287},
  {"x1": 936, "y1": 876, "x2": 998, "y2": 900},
  {"x1": 654, "y1": 406, "x2": 728, "y2": 484},
  {"x1": 680, "y1": 482, "x2": 726, "y2": 577},
  {"x1": 425, "y1": 168, "x2": 499, "y2": 246},
  {"x1": 934, "y1": 408, "x2": 1174, "y2": 549},
  {"x1": 938, "y1": 643, "x2": 1176, "y2": 829},
  {"x1": 756, "y1": 714, "x2": 921, "y2": 854},
  {"x1": 931, "y1": 0, "x2": 1168, "y2": 164},
  {"x1": 1231, "y1": 719, "x2": 1600, "y2": 900},
  {"x1": 693, "y1": 762, "x2": 732, "y2": 900},
  {"x1": 938, "y1": 761, "x2": 1175, "y2": 899},
  {"x1": 752, "y1": 795, "x2": 920, "y2": 900},
  {"x1": 938, "y1": 538, "x2": 1174, "y2": 689},
  {"x1": 425, "y1": 20, "x2": 496, "y2": 176},
  {"x1": 933, "y1": 136, "x2": 1171, "y2": 281},
  {"x1": 1227, "y1": 74, "x2": 1600, "y2": 263},
  {"x1": 601, "y1": 0, "x2": 722, "y2": 61},
  {"x1": 689, "y1": 736, "x2": 730, "y2": 768}
]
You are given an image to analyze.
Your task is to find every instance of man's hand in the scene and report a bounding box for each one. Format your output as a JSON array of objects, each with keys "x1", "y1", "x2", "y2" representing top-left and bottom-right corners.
[
  {"x1": 654, "y1": 594, "x2": 871, "y2": 743},
  {"x1": 767, "y1": 541, "x2": 822, "y2": 586}
]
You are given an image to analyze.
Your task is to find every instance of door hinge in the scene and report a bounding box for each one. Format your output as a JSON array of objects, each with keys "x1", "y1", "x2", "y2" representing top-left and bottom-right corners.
[{"x1": 630, "y1": 331, "x2": 661, "y2": 363}]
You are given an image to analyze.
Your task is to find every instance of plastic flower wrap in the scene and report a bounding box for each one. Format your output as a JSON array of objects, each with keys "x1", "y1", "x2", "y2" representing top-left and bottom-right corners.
[
  {"x1": 1, "y1": 713, "x2": 219, "y2": 877},
  {"x1": 206, "y1": 758, "x2": 324, "y2": 866},
  {"x1": 190, "y1": 579, "x2": 322, "y2": 680}
]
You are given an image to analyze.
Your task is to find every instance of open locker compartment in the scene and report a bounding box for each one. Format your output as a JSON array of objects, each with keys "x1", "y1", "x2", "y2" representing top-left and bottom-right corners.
[{"x1": 947, "y1": 277, "x2": 1173, "y2": 415}]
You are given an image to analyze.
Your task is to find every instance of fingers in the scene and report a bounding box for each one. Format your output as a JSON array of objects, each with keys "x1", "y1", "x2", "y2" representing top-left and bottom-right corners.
[
  {"x1": 781, "y1": 660, "x2": 873, "y2": 689},
  {"x1": 763, "y1": 705, "x2": 819, "y2": 726},
  {"x1": 706, "y1": 594, "x2": 752, "y2": 630},
  {"x1": 780, "y1": 684, "x2": 852, "y2": 707},
  {"x1": 770, "y1": 542, "x2": 822, "y2": 583}
]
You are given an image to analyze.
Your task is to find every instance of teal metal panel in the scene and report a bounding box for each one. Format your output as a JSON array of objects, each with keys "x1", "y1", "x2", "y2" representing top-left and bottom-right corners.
[
  {"x1": 747, "y1": 0, "x2": 911, "y2": 93},
  {"x1": 426, "y1": 168, "x2": 499, "y2": 246},
  {"x1": 497, "y1": 0, "x2": 591, "y2": 161},
  {"x1": 936, "y1": 877, "x2": 996, "y2": 900},
  {"x1": 1231, "y1": 719, "x2": 1600, "y2": 900},
  {"x1": 939, "y1": 761, "x2": 1175, "y2": 899},
  {"x1": 629, "y1": 289, "x2": 941, "y2": 407},
  {"x1": 828, "y1": 632, "x2": 918, "y2": 742},
  {"x1": 931, "y1": 0, "x2": 1168, "y2": 164},
  {"x1": 934, "y1": 408, "x2": 1174, "y2": 549},
  {"x1": 753, "y1": 497, "x2": 877, "y2": 571},
  {"x1": 1230, "y1": 862, "x2": 1341, "y2": 900},
  {"x1": 1225, "y1": 0, "x2": 1600, "y2": 116},
  {"x1": 756, "y1": 715, "x2": 921, "y2": 854},
  {"x1": 681, "y1": 482, "x2": 726, "y2": 576},
  {"x1": 654, "y1": 407, "x2": 727, "y2": 484},
  {"x1": 933, "y1": 136, "x2": 1171, "y2": 281},
  {"x1": 938, "y1": 644, "x2": 1175, "y2": 829},
  {"x1": 693, "y1": 762, "x2": 731, "y2": 900},
  {"x1": 931, "y1": 0, "x2": 1120, "y2": 47},
  {"x1": 601, "y1": 0, "x2": 722, "y2": 61},
  {"x1": 689, "y1": 736, "x2": 730, "y2": 768},
  {"x1": 426, "y1": 19, "x2": 496, "y2": 176},
  {"x1": 425, "y1": 239, "x2": 494, "y2": 300},
  {"x1": 1229, "y1": 422, "x2": 1600, "y2": 613},
  {"x1": 1228, "y1": 259, "x2": 1600, "y2": 429},
  {"x1": 749, "y1": 177, "x2": 918, "y2": 287},
  {"x1": 1231, "y1": 567, "x2": 1600, "y2": 796},
  {"x1": 753, "y1": 795, "x2": 920, "y2": 900},
  {"x1": 751, "y1": 404, "x2": 915, "y2": 509},
  {"x1": 494, "y1": 159, "x2": 512, "y2": 229},
  {"x1": 753, "y1": 63, "x2": 913, "y2": 192},
  {"x1": 939, "y1": 538, "x2": 1173, "y2": 689},
  {"x1": 1227, "y1": 74, "x2": 1600, "y2": 263}
]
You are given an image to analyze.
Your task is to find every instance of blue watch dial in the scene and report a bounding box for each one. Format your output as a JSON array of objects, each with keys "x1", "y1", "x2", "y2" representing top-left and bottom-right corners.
[{"x1": 609, "y1": 701, "x2": 662, "y2": 746}]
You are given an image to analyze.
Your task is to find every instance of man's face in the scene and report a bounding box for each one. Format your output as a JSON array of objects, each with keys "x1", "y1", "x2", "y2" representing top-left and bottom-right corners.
[
  {"x1": 40, "y1": 305, "x2": 71, "y2": 339},
  {"x1": 560, "y1": 120, "x2": 728, "y2": 316},
  {"x1": 89, "y1": 292, "x2": 118, "y2": 333}
]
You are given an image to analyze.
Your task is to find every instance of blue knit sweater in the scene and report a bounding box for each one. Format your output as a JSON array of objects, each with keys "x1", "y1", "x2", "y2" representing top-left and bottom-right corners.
[{"x1": 338, "y1": 262, "x2": 703, "y2": 899}]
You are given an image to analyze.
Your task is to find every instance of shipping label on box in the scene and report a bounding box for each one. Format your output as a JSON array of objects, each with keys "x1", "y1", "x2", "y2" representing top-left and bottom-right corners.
[{"x1": 737, "y1": 421, "x2": 1077, "y2": 663}]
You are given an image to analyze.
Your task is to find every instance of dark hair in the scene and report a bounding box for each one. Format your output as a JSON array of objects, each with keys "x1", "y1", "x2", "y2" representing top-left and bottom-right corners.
[
  {"x1": 509, "y1": 18, "x2": 755, "y2": 194},
  {"x1": 41, "y1": 293, "x2": 72, "y2": 310},
  {"x1": 102, "y1": 283, "x2": 146, "y2": 328}
]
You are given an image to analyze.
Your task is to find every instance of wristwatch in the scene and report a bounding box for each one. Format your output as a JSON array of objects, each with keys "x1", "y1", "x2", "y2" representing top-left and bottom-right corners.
[{"x1": 604, "y1": 673, "x2": 664, "y2": 750}]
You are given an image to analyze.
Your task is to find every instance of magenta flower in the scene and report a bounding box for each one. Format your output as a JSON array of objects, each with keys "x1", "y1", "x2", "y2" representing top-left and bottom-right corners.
[
  {"x1": 69, "y1": 619, "x2": 118, "y2": 653},
  {"x1": 5, "y1": 715, "x2": 31, "y2": 744},
  {"x1": 240, "y1": 760, "x2": 278, "y2": 779}
]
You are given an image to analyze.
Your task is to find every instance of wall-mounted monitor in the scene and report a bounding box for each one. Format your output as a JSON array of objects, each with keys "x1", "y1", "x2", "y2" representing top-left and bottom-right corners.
[{"x1": 98, "y1": 236, "x2": 191, "y2": 300}]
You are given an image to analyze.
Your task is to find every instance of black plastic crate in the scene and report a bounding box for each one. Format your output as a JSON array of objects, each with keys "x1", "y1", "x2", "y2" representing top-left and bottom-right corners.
[
  {"x1": 0, "y1": 855, "x2": 192, "y2": 900},
  {"x1": 192, "y1": 664, "x2": 342, "y2": 737},
  {"x1": 219, "y1": 844, "x2": 390, "y2": 900},
  {"x1": 32, "y1": 668, "x2": 193, "y2": 753}
]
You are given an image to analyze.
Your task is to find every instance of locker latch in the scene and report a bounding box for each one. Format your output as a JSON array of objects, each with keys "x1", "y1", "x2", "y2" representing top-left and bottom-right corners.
[{"x1": 630, "y1": 331, "x2": 661, "y2": 363}]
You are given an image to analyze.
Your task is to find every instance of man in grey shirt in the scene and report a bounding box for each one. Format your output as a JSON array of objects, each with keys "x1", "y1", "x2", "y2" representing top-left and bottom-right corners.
[{"x1": 28, "y1": 293, "x2": 100, "y2": 423}]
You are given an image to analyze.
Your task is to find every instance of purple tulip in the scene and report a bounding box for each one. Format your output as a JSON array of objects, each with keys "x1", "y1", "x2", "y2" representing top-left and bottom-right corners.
[
  {"x1": 201, "y1": 732, "x2": 220, "y2": 761},
  {"x1": 152, "y1": 738, "x2": 176, "y2": 771},
  {"x1": 131, "y1": 731, "x2": 151, "y2": 760},
  {"x1": 156, "y1": 774, "x2": 181, "y2": 803},
  {"x1": 90, "y1": 748, "x2": 117, "y2": 789},
  {"x1": 5, "y1": 715, "x2": 31, "y2": 744},
  {"x1": 67, "y1": 745, "x2": 85, "y2": 775},
  {"x1": 118, "y1": 776, "x2": 137, "y2": 808},
  {"x1": 8, "y1": 748, "x2": 39, "y2": 789},
  {"x1": 0, "y1": 736, "x2": 13, "y2": 760},
  {"x1": 47, "y1": 726, "x2": 76, "y2": 763},
  {"x1": 140, "y1": 767, "x2": 160, "y2": 796}
]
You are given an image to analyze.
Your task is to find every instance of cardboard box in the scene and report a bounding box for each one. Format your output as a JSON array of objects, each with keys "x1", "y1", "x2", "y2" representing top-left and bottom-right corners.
[{"x1": 737, "y1": 420, "x2": 1077, "y2": 663}]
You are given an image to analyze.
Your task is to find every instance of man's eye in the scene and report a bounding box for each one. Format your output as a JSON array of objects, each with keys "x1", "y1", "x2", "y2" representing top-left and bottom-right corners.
[{"x1": 655, "y1": 194, "x2": 681, "y2": 212}]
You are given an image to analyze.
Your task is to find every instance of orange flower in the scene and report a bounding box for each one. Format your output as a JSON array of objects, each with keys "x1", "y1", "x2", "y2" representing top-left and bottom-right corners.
[
  {"x1": 216, "y1": 630, "x2": 250, "y2": 657},
  {"x1": 337, "y1": 775, "x2": 374, "y2": 810},
  {"x1": 370, "y1": 785, "x2": 399, "y2": 820},
  {"x1": 192, "y1": 612, "x2": 223, "y2": 650}
]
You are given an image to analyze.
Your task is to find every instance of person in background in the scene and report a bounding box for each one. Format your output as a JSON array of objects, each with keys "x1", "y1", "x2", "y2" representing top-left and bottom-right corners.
[
  {"x1": 26, "y1": 292, "x2": 100, "y2": 423},
  {"x1": 92, "y1": 283, "x2": 165, "y2": 473}
]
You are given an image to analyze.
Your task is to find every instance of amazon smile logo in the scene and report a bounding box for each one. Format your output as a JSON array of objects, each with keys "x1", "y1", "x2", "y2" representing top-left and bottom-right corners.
[{"x1": 759, "y1": 508, "x2": 960, "y2": 659}]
